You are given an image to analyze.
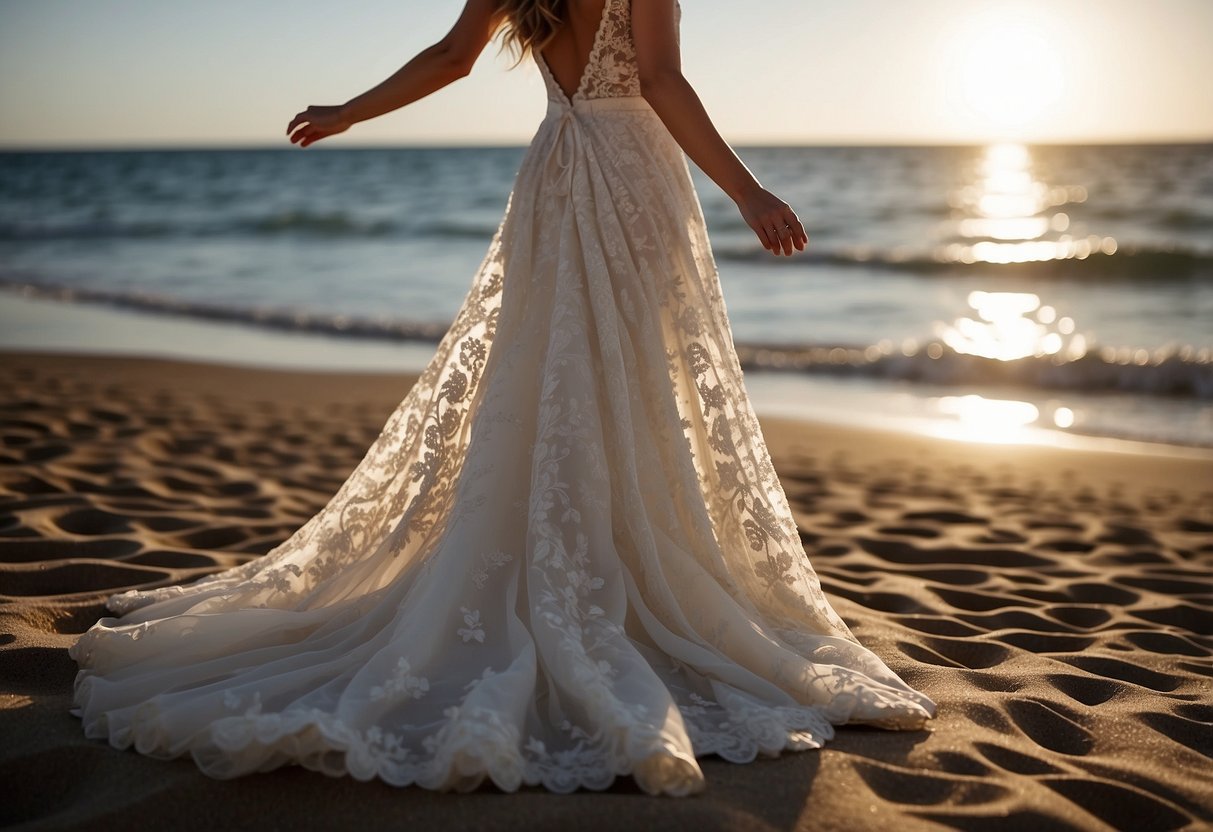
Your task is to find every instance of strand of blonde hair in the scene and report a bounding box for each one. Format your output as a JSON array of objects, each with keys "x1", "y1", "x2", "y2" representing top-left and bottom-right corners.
[{"x1": 494, "y1": 0, "x2": 566, "y2": 66}]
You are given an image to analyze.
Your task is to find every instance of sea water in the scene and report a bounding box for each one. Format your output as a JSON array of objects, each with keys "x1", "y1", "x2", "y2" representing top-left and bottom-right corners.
[{"x1": 1, "y1": 142, "x2": 1210, "y2": 448}]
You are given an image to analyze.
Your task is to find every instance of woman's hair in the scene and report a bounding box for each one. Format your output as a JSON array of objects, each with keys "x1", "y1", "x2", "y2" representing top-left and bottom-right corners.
[{"x1": 494, "y1": 0, "x2": 565, "y2": 65}]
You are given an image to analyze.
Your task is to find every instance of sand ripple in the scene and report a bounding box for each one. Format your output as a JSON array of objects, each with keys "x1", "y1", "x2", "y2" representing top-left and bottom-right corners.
[{"x1": 1, "y1": 352, "x2": 1211, "y2": 831}]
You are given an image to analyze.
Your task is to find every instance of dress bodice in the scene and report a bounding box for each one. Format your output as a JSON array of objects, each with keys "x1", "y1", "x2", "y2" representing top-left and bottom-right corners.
[{"x1": 534, "y1": 0, "x2": 680, "y2": 105}]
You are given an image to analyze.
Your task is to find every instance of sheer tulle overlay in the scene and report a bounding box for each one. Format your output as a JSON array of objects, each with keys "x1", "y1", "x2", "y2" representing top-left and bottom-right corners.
[{"x1": 69, "y1": 0, "x2": 936, "y2": 796}]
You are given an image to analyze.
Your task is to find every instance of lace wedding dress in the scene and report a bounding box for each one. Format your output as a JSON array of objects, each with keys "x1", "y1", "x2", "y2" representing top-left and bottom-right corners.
[{"x1": 69, "y1": 0, "x2": 936, "y2": 796}]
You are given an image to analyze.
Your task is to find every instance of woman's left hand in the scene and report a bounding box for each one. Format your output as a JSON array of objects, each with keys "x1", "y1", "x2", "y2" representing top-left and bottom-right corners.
[
  {"x1": 287, "y1": 105, "x2": 352, "y2": 148},
  {"x1": 732, "y1": 184, "x2": 809, "y2": 257}
]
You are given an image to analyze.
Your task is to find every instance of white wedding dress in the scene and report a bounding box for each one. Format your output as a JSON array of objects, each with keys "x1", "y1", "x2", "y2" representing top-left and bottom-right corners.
[{"x1": 69, "y1": 0, "x2": 936, "y2": 796}]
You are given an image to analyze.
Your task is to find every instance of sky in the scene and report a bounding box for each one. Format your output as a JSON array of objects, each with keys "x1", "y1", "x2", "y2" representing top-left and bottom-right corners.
[{"x1": 1, "y1": 0, "x2": 1211, "y2": 148}]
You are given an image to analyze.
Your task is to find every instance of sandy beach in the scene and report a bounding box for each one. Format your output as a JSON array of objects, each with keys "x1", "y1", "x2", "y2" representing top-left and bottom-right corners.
[{"x1": 1, "y1": 349, "x2": 1211, "y2": 831}]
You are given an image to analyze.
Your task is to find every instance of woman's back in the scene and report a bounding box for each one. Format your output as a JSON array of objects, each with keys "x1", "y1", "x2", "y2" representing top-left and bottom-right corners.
[
  {"x1": 531, "y1": 0, "x2": 655, "y2": 105},
  {"x1": 539, "y1": 0, "x2": 610, "y2": 101}
]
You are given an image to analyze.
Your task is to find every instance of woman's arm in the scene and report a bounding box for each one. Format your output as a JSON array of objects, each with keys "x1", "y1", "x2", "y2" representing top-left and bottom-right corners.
[
  {"x1": 287, "y1": 0, "x2": 502, "y2": 148},
  {"x1": 632, "y1": 0, "x2": 808, "y2": 256}
]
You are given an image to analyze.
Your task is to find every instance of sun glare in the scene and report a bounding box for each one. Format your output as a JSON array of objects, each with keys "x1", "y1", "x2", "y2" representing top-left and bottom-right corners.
[
  {"x1": 936, "y1": 394, "x2": 1041, "y2": 444},
  {"x1": 943, "y1": 6, "x2": 1069, "y2": 138}
]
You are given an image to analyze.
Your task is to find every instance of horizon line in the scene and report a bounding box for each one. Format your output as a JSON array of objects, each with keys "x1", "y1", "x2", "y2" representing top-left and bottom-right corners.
[{"x1": 2, "y1": 135, "x2": 1211, "y2": 153}]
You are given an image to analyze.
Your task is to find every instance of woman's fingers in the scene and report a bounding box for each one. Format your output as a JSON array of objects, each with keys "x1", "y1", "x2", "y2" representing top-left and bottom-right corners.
[
  {"x1": 778, "y1": 220, "x2": 796, "y2": 255},
  {"x1": 787, "y1": 209, "x2": 808, "y2": 250},
  {"x1": 758, "y1": 221, "x2": 777, "y2": 252},
  {"x1": 764, "y1": 214, "x2": 793, "y2": 256},
  {"x1": 754, "y1": 219, "x2": 787, "y2": 255},
  {"x1": 287, "y1": 109, "x2": 315, "y2": 135},
  {"x1": 768, "y1": 224, "x2": 785, "y2": 256},
  {"x1": 779, "y1": 207, "x2": 808, "y2": 252},
  {"x1": 770, "y1": 205, "x2": 799, "y2": 255},
  {"x1": 738, "y1": 189, "x2": 808, "y2": 256},
  {"x1": 287, "y1": 108, "x2": 332, "y2": 144},
  {"x1": 287, "y1": 106, "x2": 350, "y2": 148},
  {"x1": 293, "y1": 127, "x2": 319, "y2": 147},
  {"x1": 290, "y1": 123, "x2": 331, "y2": 147}
]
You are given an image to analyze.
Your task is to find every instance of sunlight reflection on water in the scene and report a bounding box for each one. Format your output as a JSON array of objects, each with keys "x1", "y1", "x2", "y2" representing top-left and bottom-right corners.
[
  {"x1": 939, "y1": 142, "x2": 1116, "y2": 266},
  {"x1": 935, "y1": 289, "x2": 1089, "y2": 363},
  {"x1": 926, "y1": 140, "x2": 1113, "y2": 427}
]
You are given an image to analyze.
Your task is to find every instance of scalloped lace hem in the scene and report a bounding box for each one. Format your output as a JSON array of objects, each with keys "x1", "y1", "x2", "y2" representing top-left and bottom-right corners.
[{"x1": 70, "y1": 691, "x2": 913, "y2": 797}]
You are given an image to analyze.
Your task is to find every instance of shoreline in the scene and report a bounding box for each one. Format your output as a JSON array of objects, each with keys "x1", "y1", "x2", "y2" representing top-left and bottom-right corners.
[
  {"x1": 3, "y1": 287, "x2": 1211, "y2": 455},
  {"x1": 2, "y1": 350, "x2": 1212, "y2": 829},
  {"x1": 4, "y1": 347, "x2": 1213, "y2": 467}
]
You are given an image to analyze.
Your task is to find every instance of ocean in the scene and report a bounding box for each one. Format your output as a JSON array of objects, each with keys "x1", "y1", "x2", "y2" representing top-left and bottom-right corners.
[{"x1": 1, "y1": 142, "x2": 1210, "y2": 449}]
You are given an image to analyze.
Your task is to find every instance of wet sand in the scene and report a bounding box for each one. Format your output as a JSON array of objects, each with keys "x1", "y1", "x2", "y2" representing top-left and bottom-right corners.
[{"x1": 2, "y1": 350, "x2": 1211, "y2": 831}]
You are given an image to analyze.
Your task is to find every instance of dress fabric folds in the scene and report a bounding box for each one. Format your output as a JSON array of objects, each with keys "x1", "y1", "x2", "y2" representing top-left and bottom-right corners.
[{"x1": 68, "y1": 0, "x2": 936, "y2": 796}]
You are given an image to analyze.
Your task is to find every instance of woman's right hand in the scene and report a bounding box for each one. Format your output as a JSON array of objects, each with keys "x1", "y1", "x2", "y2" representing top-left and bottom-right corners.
[
  {"x1": 286, "y1": 105, "x2": 352, "y2": 148},
  {"x1": 733, "y1": 184, "x2": 809, "y2": 256}
]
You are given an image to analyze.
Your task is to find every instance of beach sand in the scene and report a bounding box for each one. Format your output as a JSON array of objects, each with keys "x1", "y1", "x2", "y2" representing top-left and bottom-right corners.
[{"x1": 1, "y1": 350, "x2": 1210, "y2": 831}]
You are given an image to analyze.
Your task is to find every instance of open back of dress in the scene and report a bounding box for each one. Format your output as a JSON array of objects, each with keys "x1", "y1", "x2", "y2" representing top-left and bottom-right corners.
[{"x1": 69, "y1": 0, "x2": 936, "y2": 796}]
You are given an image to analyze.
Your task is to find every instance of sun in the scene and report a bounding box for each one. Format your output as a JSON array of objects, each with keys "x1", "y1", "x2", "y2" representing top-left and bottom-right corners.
[{"x1": 942, "y1": 5, "x2": 1069, "y2": 138}]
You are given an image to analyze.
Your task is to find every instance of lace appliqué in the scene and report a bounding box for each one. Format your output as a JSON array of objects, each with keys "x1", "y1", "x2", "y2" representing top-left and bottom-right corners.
[
  {"x1": 470, "y1": 548, "x2": 513, "y2": 590},
  {"x1": 577, "y1": 0, "x2": 682, "y2": 101},
  {"x1": 369, "y1": 658, "x2": 431, "y2": 703},
  {"x1": 457, "y1": 608, "x2": 486, "y2": 643}
]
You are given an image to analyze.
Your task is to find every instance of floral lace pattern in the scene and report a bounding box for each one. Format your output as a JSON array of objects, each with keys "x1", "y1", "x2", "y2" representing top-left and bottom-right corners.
[
  {"x1": 370, "y1": 659, "x2": 431, "y2": 702},
  {"x1": 535, "y1": 0, "x2": 681, "y2": 107},
  {"x1": 471, "y1": 549, "x2": 513, "y2": 589},
  {"x1": 69, "y1": 0, "x2": 936, "y2": 797}
]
